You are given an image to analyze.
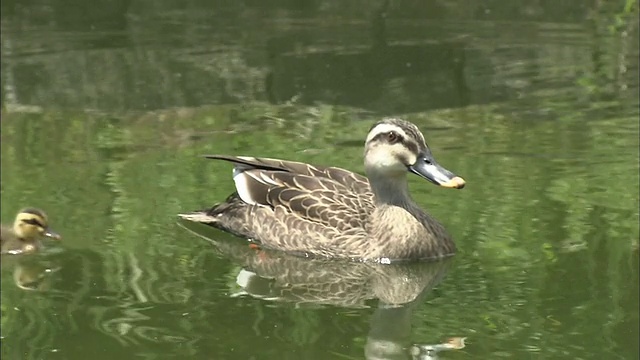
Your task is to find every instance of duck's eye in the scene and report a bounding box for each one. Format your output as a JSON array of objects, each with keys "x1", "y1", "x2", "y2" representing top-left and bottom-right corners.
[{"x1": 386, "y1": 131, "x2": 400, "y2": 143}]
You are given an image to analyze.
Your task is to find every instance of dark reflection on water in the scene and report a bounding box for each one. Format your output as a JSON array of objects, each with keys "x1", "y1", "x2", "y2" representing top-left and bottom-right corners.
[
  {"x1": 2, "y1": 0, "x2": 637, "y2": 113},
  {"x1": 179, "y1": 221, "x2": 458, "y2": 360}
]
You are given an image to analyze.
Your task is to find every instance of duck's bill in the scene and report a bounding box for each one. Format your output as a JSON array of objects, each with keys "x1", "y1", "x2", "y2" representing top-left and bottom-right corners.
[
  {"x1": 408, "y1": 153, "x2": 465, "y2": 189},
  {"x1": 44, "y1": 229, "x2": 62, "y2": 240}
]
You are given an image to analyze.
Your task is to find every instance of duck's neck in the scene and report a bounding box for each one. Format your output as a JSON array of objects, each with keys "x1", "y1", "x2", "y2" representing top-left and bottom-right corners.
[{"x1": 368, "y1": 173, "x2": 414, "y2": 207}]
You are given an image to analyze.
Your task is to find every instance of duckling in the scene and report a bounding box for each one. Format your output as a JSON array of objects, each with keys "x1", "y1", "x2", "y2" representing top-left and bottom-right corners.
[{"x1": 1, "y1": 208, "x2": 61, "y2": 255}]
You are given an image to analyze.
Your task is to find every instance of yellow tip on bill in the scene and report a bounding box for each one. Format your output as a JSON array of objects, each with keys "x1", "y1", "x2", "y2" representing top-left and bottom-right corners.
[{"x1": 441, "y1": 176, "x2": 466, "y2": 189}]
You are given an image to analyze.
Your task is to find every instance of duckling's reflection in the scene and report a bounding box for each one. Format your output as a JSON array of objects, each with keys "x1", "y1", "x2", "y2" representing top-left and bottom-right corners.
[
  {"x1": 180, "y1": 220, "x2": 466, "y2": 360},
  {"x1": 2, "y1": 247, "x2": 198, "y2": 359},
  {"x1": 13, "y1": 260, "x2": 60, "y2": 291},
  {"x1": 1, "y1": 251, "x2": 61, "y2": 292}
]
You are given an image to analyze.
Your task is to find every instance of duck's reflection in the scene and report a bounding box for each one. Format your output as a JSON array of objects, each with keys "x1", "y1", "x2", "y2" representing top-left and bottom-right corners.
[
  {"x1": 180, "y1": 220, "x2": 467, "y2": 360},
  {"x1": 2, "y1": 222, "x2": 467, "y2": 359}
]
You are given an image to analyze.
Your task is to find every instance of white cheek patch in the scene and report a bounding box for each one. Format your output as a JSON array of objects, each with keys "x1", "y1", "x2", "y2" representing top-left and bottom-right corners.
[
  {"x1": 366, "y1": 145, "x2": 408, "y2": 173},
  {"x1": 368, "y1": 147, "x2": 398, "y2": 167},
  {"x1": 405, "y1": 152, "x2": 417, "y2": 166}
]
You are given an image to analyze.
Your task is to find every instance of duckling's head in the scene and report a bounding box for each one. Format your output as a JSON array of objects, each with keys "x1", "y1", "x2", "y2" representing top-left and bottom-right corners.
[
  {"x1": 13, "y1": 208, "x2": 61, "y2": 241},
  {"x1": 364, "y1": 118, "x2": 465, "y2": 189}
]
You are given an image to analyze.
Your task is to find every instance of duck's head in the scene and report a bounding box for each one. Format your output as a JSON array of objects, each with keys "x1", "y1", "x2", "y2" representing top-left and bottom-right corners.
[
  {"x1": 13, "y1": 208, "x2": 61, "y2": 241},
  {"x1": 364, "y1": 118, "x2": 465, "y2": 189}
]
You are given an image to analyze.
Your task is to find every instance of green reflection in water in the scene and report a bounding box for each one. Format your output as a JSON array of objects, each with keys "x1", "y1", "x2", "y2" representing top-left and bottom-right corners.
[{"x1": 1, "y1": 98, "x2": 638, "y2": 359}]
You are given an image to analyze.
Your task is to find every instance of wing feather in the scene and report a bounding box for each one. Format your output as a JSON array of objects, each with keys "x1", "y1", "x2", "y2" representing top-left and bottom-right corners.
[
  {"x1": 204, "y1": 155, "x2": 376, "y2": 232},
  {"x1": 206, "y1": 155, "x2": 371, "y2": 194}
]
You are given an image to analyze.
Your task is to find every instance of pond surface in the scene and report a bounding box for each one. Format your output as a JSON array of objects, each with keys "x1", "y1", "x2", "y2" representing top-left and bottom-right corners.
[{"x1": 1, "y1": 1, "x2": 639, "y2": 359}]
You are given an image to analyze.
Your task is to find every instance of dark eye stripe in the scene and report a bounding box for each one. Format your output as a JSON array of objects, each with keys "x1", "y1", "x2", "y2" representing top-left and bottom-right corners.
[
  {"x1": 402, "y1": 140, "x2": 419, "y2": 154},
  {"x1": 22, "y1": 218, "x2": 44, "y2": 227},
  {"x1": 372, "y1": 132, "x2": 403, "y2": 143},
  {"x1": 371, "y1": 132, "x2": 420, "y2": 154}
]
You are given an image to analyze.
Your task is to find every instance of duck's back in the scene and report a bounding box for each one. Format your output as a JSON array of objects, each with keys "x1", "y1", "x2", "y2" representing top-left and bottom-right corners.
[{"x1": 180, "y1": 156, "x2": 377, "y2": 257}]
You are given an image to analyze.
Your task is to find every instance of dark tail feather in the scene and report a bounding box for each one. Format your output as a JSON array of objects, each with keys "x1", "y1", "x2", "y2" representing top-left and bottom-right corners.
[
  {"x1": 179, "y1": 192, "x2": 255, "y2": 241},
  {"x1": 178, "y1": 192, "x2": 246, "y2": 225},
  {"x1": 205, "y1": 192, "x2": 244, "y2": 216}
]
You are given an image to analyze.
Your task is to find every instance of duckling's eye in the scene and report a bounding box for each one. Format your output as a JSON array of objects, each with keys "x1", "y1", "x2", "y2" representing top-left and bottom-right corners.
[{"x1": 386, "y1": 131, "x2": 400, "y2": 144}]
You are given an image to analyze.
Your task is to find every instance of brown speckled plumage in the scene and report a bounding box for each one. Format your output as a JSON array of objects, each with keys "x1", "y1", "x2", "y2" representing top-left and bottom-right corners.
[
  {"x1": 179, "y1": 118, "x2": 464, "y2": 261},
  {"x1": 177, "y1": 220, "x2": 453, "y2": 307}
]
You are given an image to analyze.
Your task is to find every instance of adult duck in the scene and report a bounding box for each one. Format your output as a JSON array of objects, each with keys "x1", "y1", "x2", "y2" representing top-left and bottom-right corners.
[{"x1": 179, "y1": 118, "x2": 465, "y2": 261}]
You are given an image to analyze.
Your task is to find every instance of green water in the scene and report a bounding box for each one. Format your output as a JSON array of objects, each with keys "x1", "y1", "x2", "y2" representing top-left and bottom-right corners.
[{"x1": 1, "y1": 1, "x2": 639, "y2": 359}]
